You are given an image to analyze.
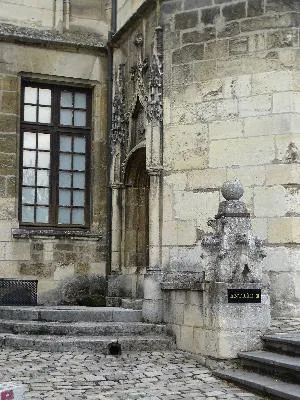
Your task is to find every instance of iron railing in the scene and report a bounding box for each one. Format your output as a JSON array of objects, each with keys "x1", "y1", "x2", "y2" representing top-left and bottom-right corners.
[{"x1": 0, "y1": 279, "x2": 38, "y2": 306}]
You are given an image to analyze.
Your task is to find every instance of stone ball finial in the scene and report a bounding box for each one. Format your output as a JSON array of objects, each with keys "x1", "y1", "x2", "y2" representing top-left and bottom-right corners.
[{"x1": 221, "y1": 179, "x2": 244, "y2": 201}]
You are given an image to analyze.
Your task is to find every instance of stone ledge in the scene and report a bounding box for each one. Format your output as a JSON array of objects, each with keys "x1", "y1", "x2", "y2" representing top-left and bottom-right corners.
[
  {"x1": 161, "y1": 272, "x2": 205, "y2": 291},
  {"x1": 0, "y1": 23, "x2": 107, "y2": 52},
  {"x1": 12, "y1": 228, "x2": 102, "y2": 241}
]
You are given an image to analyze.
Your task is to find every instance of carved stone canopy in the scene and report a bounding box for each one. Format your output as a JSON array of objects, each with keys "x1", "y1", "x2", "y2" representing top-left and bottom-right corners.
[{"x1": 111, "y1": 26, "x2": 164, "y2": 156}]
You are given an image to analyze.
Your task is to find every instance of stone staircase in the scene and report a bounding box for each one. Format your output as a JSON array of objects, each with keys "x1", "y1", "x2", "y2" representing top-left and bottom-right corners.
[
  {"x1": 0, "y1": 306, "x2": 175, "y2": 353},
  {"x1": 215, "y1": 332, "x2": 300, "y2": 400}
]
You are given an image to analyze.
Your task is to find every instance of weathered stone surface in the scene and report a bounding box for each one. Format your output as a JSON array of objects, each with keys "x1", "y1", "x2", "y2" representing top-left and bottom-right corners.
[
  {"x1": 0, "y1": 91, "x2": 17, "y2": 114},
  {"x1": 0, "y1": 176, "x2": 5, "y2": 197},
  {"x1": 247, "y1": 0, "x2": 264, "y2": 17},
  {"x1": 0, "y1": 134, "x2": 16, "y2": 153},
  {"x1": 209, "y1": 119, "x2": 243, "y2": 140},
  {"x1": 20, "y1": 262, "x2": 53, "y2": 278},
  {"x1": 266, "y1": 0, "x2": 300, "y2": 12},
  {"x1": 187, "y1": 168, "x2": 226, "y2": 189},
  {"x1": 0, "y1": 22, "x2": 106, "y2": 49},
  {"x1": 205, "y1": 39, "x2": 229, "y2": 59},
  {"x1": 267, "y1": 217, "x2": 299, "y2": 244},
  {"x1": 162, "y1": 0, "x2": 182, "y2": 14},
  {"x1": 223, "y1": 2, "x2": 246, "y2": 22},
  {"x1": 184, "y1": 0, "x2": 212, "y2": 10},
  {"x1": 172, "y1": 64, "x2": 193, "y2": 85},
  {"x1": 241, "y1": 13, "x2": 300, "y2": 32},
  {"x1": 217, "y1": 21, "x2": 240, "y2": 38},
  {"x1": 182, "y1": 27, "x2": 216, "y2": 43},
  {"x1": 172, "y1": 43, "x2": 204, "y2": 64},
  {"x1": 175, "y1": 10, "x2": 198, "y2": 30},
  {"x1": 0, "y1": 75, "x2": 18, "y2": 91},
  {"x1": 266, "y1": 29, "x2": 298, "y2": 49},
  {"x1": 254, "y1": 186, "x2": 287, "y2": 217},
  {"x1": 209, "y1": 136, "x2": 275, "y2": 167},
  {"x1": 0, "y1": 114, "x2": 17, "y2": 132},
  {"x1": 201, "y1": 6, "x2": 220, "y2": 25},
  {"x1": 0, "y1": 153, "x2": 16, "y2": 176},
  {"x1": 193, "y1": 59, "x2": 217, "y2": 81},
  {"x1": 229, "y1": 36, "x2": 248, "y2": 55},
  {"x1": 221, "y1": 179, "x2": 244, "y2": 200},
  {"x1": 227, "y1": 166, "x2": 265, "y2": 187}
]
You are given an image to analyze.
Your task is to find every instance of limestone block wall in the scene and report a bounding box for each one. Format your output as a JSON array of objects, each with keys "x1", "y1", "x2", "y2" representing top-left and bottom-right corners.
[
  {"x1": 0, "y1": 41, "x2": 108, "y2": 304},
  {"x1": 70, "y1": 0, "x2": 110, "y2": 35},
  {"x1": 162, "y1": 0, "x2": 300, "y2": 317},
  {"x1": 0, "y1": 0, "x2": 54, "y2": 29},
  {"x1": 0, "y1": 0, "x2": 110, "y2": 36},
  {"x1": 163, "y1": 284, "x2": 270, "y2": 359},
  {"x1": 117, "y1": 0, "x2": 148, "y2": 31}
]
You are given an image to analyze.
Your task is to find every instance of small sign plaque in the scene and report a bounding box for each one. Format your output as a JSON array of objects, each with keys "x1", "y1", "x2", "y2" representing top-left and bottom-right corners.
[{"x1": 228, "y1": 288, "x2": 261, "y2": 303}]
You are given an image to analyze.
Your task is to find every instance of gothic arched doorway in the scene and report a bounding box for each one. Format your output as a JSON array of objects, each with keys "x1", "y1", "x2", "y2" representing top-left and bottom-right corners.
[{"x1": 122, "y1": 146, "x2": 149, "y2": 298}]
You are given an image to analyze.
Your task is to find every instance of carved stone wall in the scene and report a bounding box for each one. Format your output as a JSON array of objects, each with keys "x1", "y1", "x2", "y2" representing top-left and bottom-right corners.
[{"x1": 108, "y1": 5, "x2": 163, "y2": 304}]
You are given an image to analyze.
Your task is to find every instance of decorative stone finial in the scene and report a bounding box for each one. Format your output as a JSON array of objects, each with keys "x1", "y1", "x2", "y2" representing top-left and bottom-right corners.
[
  {"x1": 221, "y1": 179, "x2": 244, "y2": 201},
  {"x1": 202, "y1": 179, "x2": 265, "y2": 283}
]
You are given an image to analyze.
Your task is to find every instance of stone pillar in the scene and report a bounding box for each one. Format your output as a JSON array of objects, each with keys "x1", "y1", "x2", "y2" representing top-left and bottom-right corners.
[
  {"x1": 148, "y1": 168, "x2": 161, "y2": 270},
  {"x1": 143, "y1": 167, "x2": 163, "y2": 322},
  {"x1": 201, "y1": 179, "x2": 271, "y2": 358},
  {"x1": 106, "y1": 182, "x2": 123, "y2": 307},
  {"x1": 110, "y1": 183, "x2": 123, "y2": 273}
]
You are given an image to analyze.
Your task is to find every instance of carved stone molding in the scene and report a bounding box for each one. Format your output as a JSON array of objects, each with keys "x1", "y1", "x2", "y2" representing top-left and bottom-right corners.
[
  {"x1": 110, "y1": 183, "x2": 125, "y2": 190},
  {"x1": 148, "y1": 27, "x2": 163, "y2": 122},
  {"x1": 130, "y1": 29, "x2": 163, "y2": 123},
  {"x1": 147, "y1": 166, "x2": 163, "y2": 176},
  {"x1": 111, "y1": 64, "x2": 128, "y2": 146},
  {"x1": 111, "y1": 27, "x2": 164, "y2": 160}
]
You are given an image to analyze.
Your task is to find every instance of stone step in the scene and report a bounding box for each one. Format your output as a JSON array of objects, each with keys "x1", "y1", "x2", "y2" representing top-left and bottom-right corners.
[
  {"x1": 215, "y1": 369, "x2": 300, "y2": 400},
  {"x1": 121, "y1": 298, "x2": 143, "y2": 310},
  {"x1": 0, "y1": 333, "x2": 174, "y2": 353},
  {"x1": 263, "y1": 332, "x2": 300, "y2": 356},
  {"x1": 0, "y1": 319, "x2": 169, "y2": 336},
  {"x1": 238, "y1": 350, "x2": 300, "y2": 383},
  {"x1": 0, "y1": 306, "x2": 142, "y2": 323}
]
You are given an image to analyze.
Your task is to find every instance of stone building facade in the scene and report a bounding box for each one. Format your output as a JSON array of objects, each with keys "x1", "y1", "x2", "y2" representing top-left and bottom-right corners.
[
  {"x1": 0, "y1": 0, "x2": 110, "y2": 305},
  {"x1": 110, "y1": 0, "x2": 300, "y2": 319},
  {"x1": 0, "y1": 0, "x2": 299, "y2": 356}
]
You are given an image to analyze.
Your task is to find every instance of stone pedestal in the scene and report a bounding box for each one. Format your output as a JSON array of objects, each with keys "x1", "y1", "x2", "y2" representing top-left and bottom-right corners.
[
  {"x1": 201, "y1": 282, "x2": 270, "y2": 358},
  {"x1": 160, "y1": 180, "x2": 271, "y2": 359},
  {"x1": 142, "y1": 270, "x2": 163, "y2": 322},
  {"x1": 200, "y1": 180, "x2": 270, "y2": 358}
]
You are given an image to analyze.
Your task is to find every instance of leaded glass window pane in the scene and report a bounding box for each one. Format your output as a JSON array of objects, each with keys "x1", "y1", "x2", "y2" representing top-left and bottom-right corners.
[{"x1": 20, "y1": 83, "x2": 90, "y2": 227}]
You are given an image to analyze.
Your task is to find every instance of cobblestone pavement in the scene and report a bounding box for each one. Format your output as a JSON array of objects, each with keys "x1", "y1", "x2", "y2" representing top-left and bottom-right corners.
[{"x1": 0, "y1": 349, "x2": 266, "y2": 400}]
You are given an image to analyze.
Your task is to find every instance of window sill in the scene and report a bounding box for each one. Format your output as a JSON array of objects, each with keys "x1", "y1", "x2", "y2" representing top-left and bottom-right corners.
[{"x1": 12, "y1": 228, "x2": 102, "y2": 241}]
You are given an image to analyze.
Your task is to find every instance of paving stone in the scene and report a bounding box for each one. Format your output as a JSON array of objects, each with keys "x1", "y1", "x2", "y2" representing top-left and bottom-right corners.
[{"x1": 0, "y1": 349, "x2": 266, "y2": 399}]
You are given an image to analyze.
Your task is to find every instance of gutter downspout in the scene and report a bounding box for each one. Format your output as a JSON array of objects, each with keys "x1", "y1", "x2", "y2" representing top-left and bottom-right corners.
[{"x1": 106, "y1": 0, "x2": 117, "y2": 277}]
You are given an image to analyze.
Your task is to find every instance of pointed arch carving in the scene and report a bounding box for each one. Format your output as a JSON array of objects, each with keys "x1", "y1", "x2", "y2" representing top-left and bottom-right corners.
[{"x1": 110, "y1": 27, "x2": 163, "y2": 164}]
